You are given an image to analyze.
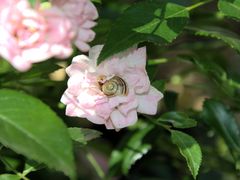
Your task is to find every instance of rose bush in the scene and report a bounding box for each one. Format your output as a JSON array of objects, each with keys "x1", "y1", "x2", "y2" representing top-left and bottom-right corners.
[{"x1": 0, "y1": 0, "x2": 239, "y2": 179}]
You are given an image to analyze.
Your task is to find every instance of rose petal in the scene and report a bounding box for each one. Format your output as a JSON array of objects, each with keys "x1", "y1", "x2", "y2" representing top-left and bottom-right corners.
[
  {"x1": 104, "y1": 119, "x2": 115, "y2": 130},
  {"x1": 75, "y1": 41, "x2": 90, "y2": 52},
  {"x1": 85, "y1": 113, "x2": 105, "y2": 125},
  {"x1": 110, "y1": 109, "x2": 138, "y2": 129},
  {"x1": 82, "y1": 20, "x2": 96, "y2": 28},
  {"x1": 121, "y1": 46, "x2": 146, "y2": 69},
  {"x1": 67, "y1": 75, "x2": 84, "y2": 95},
  {"x1": 83, "y1": 0, "x2": 99, "y2": 19},
  {"x1": 88, "y1": 45, "x2": 103, "y2": 66},
  {"x1": 95, "y1": 103, "x2": 112, "y2": 119},
  {"x1": 137, "y1": 86, "x2": 163, "y2": 115},
  {"x1": 66, "y1": 55, "x2": 97, "y2": 76},
  {"x1": 76, "y1": 29, "x2": 95, "y2": 42},
  {"x1": 66, "y1": 104, "x2": 81, "y2": 117},
  {"x1": 108, "y1": 89, "x2": 135, "y2": 108},
  {"x1": 124, "y1": 68, "x2": 150, "y2": 94},
  {"x1": 60, "y1": 91, "x2": 73, "y2": 104},
  {"x1": 118, "y1": 97, "x2": 138, "y2": 116},
  {"x1": 11, "y1": 55, "x2": 32, "y2": 72}
]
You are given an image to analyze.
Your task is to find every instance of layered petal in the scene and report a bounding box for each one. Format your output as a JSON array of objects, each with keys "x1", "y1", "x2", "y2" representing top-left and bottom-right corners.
[
  {"x1": 66, "y1": 55, "x2": 93, "y2": 76},
  {"x1": 89, "y1": 45, "x2": 103, "y2": 67},
  {"x1": 110, "y1": 109, "x2": 138, "y2": 129},
  {"x1": 137, "y1": 86, "x2": 163, "y2": 115},
  {"x1": 121, "y1": 47, "x2": 147, "y2": 69}
]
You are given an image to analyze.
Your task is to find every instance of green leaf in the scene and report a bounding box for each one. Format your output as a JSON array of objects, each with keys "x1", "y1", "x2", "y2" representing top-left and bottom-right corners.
[
  {"x1": 218, "y1": 0, "x2": 240, "y2": 20},
  {"x1": 28, "y1": 0, "x2": 48, "y2": 7},
  {"x1": 0, "y1": 89, "x2": 75, "y2": 178},
  {"x1": 157, "y1": 111, "x2": 197, "y2": 129},
  {"x1": 0, "y1": 60, "x2": 11, "y2": 75},
  {"x1": 187, "y1": 26, "x2": 240, "y2": 53},
  {"x1": 91, "y1": 0, "x2": 101, "y2": 3},
  {"x1": 28, "y1": 0, "x2": 35, "y2": 7},
  {"x1": 97, "y1": 0, "x2": 189, "y2": 64},
  {"x1": 186, "y1": 57, "x2": 240, "y2": 103},
  {"x1": 152, "y1": 80, "x2": 165, "y2": 92},
  {"x1": 171, "y1": 130, "x2": 202, "y2": 179},
  {"x1": 109, "y1": 125, "x2": 154, "y2": 176},
  {"x1": 148, "y1": 58, "x2": 168, "y2": 66},
  {"x1": 0, "y1": 156, "x2": 21, "y2": 172},
  {"x1": 0, "y1": 174, "x2": 20, "y2": 180},
  {"x1": 201, "y1": 99, "x2": 240, "y2": 169},
  {"x1": 68, "y1": 127, "x2": 102, "y2": 145}
]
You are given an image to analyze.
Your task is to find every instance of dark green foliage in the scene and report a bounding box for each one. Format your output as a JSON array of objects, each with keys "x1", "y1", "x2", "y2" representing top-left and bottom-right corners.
[
  {"x1": 97, "y1": 0, "x2": 189, "y2": 64},
  {"x1": 201, "y1": 99, "x2": 240, "y2": 169}
]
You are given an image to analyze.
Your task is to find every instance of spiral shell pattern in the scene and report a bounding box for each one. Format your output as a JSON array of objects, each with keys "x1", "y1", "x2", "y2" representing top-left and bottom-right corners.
[{"x1": 98, "y1": 76, "x2": 128, "y2": 97}]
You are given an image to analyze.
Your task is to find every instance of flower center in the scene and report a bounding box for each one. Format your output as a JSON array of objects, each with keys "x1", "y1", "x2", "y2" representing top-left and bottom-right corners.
[{"x1": 97, "y1": 75, "x2": 128, "y2": 97}]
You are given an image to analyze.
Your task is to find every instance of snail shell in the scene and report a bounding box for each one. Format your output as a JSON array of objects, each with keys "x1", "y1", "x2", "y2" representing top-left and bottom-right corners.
[{"x1": 99, "y1": 76, "x2": 128, "y2": 97}]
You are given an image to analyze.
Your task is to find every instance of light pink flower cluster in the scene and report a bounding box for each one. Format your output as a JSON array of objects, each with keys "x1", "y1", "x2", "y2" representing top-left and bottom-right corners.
[
  {"x1": 61, "y1": 45, "x2": 163, "y2": 130},
  {"x1": 0, "y1": 0, "x2": 98, "y2": 71},
  {"x1": 50, "y1": 0, "x2": 98, "y2": 52}
]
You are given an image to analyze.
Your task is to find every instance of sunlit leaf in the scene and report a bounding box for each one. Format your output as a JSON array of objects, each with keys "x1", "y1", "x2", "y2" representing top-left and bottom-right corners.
[
  {"x1": 218, "y1": 0, "x2": 240, "y2": 20},
  {"x1": 171, "y1": 130, "x2": 202, "y2": 179},
  {"x1": 98, "y1": 0, "x2": 189, "y2": 64}
]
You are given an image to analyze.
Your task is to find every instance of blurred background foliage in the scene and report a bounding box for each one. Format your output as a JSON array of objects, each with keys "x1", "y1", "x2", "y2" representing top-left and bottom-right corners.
[{"x1": 1, "y1": 0, "x2": 240, "y2": 179}]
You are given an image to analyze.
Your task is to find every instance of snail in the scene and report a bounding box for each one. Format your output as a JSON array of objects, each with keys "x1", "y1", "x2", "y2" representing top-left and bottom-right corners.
[{"x1": 98, "y1": 75, "x2": 128, "y2": 97}]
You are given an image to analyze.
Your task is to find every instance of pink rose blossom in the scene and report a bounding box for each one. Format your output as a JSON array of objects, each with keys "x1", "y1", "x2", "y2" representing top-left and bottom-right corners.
[
  {"x1": 61, "y1": 45, "x2": 163, "y2": 130},
  {"x1": 51, "y1": 0, "x2": 98, "y2": 52},
  {"x1": 0, "y1": 0, "x2": 98, "y2": 71}
]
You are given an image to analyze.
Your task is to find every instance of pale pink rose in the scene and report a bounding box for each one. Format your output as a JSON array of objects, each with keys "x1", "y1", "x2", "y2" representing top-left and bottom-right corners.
[
  {"x1": 50, "y1": 0, "x2": 98, "y2": 52},
  {"x1": 61, "y1": 45, "x2": 163, "y2": 130},
  {"x1": 0, "y1": 0, "x2": 74, "y2": 71}
]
